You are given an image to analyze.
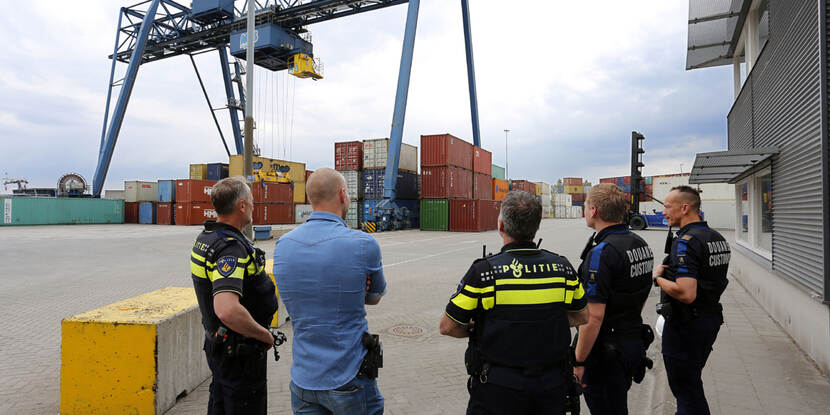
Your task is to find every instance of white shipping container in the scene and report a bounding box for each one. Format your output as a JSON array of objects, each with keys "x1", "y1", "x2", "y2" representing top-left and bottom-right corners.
[
  {"x1": 346, "y1": 200, "x2": 362, "y2": 229},
  {"x1": 554, "y1": 193, "x2": 572, "y2": 206},
  {"x1": 341, "y1": 170, "x2": 363, "y2": 200},
  {"x1": 541, "y1": 182, "x2": 552, "y2": 195},
  {"x1": 295, "y1": 204, "x2": 313, "y2": 224},
  {"x1": 104, "y1": 190, "x2": 125, "y2": 200},
  {"x1": 124, "y1": 181, "x2": 158, "y2": 202},
  {"x1": 363, "y1": 138, "x2": 418, "y2": 172}
]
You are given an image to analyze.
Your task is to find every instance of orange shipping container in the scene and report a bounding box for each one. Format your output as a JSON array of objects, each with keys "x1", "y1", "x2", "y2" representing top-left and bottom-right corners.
[
  {"x1": 563, "y1": 177, "x2": 583, "y2": 186},
  {"x1": 492, "y1": 178, "x2": 509, "y2": 201},
  {"x1": 157, "y1": 203, "x2": 173, "y2": 225}
]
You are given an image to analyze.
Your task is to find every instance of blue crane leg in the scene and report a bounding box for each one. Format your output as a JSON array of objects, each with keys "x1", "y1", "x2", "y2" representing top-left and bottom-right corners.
[
  {"x1": 382, "y1": 0, "x2": 420, "y2": 202},
  {"x1": 460, "y1": 0, "x2": 481, "y2": 148},
  {"x1": 92, "y1": 0, "x2": 162, "y2": 197},
  {"x1": 219, "y1": 46, "x2": 244, "y2": 154},
  {"x1": 100, "y1": 10, "x2": 124, "y2": 155}
]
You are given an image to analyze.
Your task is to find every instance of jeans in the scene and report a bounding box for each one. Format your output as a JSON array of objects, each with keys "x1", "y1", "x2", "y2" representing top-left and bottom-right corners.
[{"x1": 289, "y1": 376, "x2": 384, "y2": 415}]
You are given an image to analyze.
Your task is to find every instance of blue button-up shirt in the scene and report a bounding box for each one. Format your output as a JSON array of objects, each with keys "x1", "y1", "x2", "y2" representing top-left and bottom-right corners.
[{"x1": 273, "y1": 211, "x2": 387, "y2": 390}]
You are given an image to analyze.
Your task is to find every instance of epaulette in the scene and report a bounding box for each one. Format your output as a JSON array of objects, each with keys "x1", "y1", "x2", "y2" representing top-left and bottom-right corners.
[{"x1": 680, "y1": 235, "x2": 693, "y2": 241}]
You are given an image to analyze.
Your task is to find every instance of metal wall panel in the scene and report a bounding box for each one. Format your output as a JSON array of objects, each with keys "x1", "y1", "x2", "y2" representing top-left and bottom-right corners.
[{"x1": 726, "y1": 0, "x2": 825, "y2": 294}]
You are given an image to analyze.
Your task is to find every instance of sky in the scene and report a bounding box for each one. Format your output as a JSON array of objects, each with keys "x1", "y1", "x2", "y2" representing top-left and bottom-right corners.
[{"x1": 0, "y1": 0, "x2": 734, "y2": 192}]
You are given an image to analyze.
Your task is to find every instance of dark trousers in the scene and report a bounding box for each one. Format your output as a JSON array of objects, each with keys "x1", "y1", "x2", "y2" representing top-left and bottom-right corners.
[
  {"x1": 205, "y1": 339, "x2": 268, "y2": 415},
  {"x1": 466, "y1": 376, "x2": 565, "y2": 415},
  {"x1": 582, "y1": 338, "x2": 643, "y2": 415},
  {"x1": 662, "y1": 315, "x2": 722, "y2": 415}
]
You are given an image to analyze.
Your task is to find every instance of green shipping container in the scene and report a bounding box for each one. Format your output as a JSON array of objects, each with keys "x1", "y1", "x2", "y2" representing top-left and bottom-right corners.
[
  {"x1": 0, "y1": 197, "x2": 124, "y2": 226},
  {"x1": 420, "y1": 199, "x2": 448, "y2": 231},
  {"x1": 491, "y1": 164, "x2": 505, "y2": 180}
]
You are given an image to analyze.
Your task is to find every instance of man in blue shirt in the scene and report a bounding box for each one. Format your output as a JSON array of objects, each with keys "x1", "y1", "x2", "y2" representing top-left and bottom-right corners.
[{"x1": 274, "y1": 168, "x2": 386, "y2": 415}]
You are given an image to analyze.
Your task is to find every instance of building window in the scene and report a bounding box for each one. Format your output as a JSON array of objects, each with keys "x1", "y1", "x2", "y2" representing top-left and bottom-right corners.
[{"x1": 735, "y1": 168, "x2": 772, "y2": 257}]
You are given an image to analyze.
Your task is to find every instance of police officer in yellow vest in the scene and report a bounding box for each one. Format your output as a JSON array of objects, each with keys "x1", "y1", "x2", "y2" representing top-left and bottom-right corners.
[
  {"x1": 440, "y1": 190, "x2": 589, "y2": 414},
  {"x1": 190, "y1": 177, "x2": 278, "y2": 414}
]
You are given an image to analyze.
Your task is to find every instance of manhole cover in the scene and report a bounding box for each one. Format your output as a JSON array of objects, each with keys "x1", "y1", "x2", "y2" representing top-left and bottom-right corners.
[{"x1": 387, "y1": 324, "x2": 425, "y2": 338}]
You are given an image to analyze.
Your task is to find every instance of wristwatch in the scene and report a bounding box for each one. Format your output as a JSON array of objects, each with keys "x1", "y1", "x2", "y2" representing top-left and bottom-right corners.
[
  {"x1": 573, "y1": 360, "x2": 585, "y2": 367},
  {"x1": 653, "y1": 276, "x2": 660, "y2": 287}
]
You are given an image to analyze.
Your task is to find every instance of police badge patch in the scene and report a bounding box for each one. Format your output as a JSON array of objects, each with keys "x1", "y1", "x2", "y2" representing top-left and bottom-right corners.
[{"x1": 216, "y1": 256, "x2": 238, "y2": 277}]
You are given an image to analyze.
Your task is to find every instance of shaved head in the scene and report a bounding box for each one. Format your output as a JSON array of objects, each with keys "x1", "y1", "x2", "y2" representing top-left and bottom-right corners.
[
  {"x1": 307, "y1": 168, "x2": 347, "y2": 205},
  {"x1": 668, "y1": 185, "x2": 701, "y2": 212}
]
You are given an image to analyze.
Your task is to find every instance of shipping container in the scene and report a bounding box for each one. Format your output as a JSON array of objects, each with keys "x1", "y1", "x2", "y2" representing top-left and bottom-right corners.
[
  {"x1": 175, "y1": 202, "x2": 217, "y2": 225},
  {"x1": 421, "y1": 166, "x2": 472, "y2": 199},
  {"x1": 363, "y1": 169, "x2": 419, "y2": 200},
  {"x1": 104, "y1": 190, "x2": 125, "y2": 200},
  {"x1": 449, "y1": 199, "x2": 500, "y2": 232},
  {"x1": 420, "y1": 134, "x2": 472, "y2": 170},
  {"x1": 420, "y1": 199, "x2": 448, "y2": 231},
  {"x1": 346, "y1": 200, "x2": 362, "y2": 229},
  {"x1": 190, "y1": 164, "x2": 208, "y2": 180},
  {"x1": 207, "y1": 163, "x2": 229, "y2": 181},
  {"x1": 543, "y1": 206, "x2": 554, "y2": 218},
  {"x1": 620, "y1": 184, "x2": 631, "y2": 193},
  {"x1": 473, "y1": 173, "x2": 492, "y2": 200},
  {"x1": 563, "y1": 177, "x2": 583, "y2": 186},
  {"x1": 572, "y1": 201, "x2": 585, "y2": 207},
  {"x1": 564, "y1": 185, "x2": 582, "y2": 194},
  {"x1": 362, "y1": 199, "x2": 419, "y2": 228},
  {"x1": 251, "y1": 181, "x2": 293, "y2": 203},
  {"x1": 229, "y1": 155, "x2": 306, "y2": 183},
  {"x1": 623, "y1": 176, "x2": 631, "y2": 185},
  {"x1": 342, "y1": 170, "x2": 364, "y2": 200},
  {"x1": 571, "y1": 193, "x2": 586, "y2": 203},
  {"x1": 0, "y1": 197, "x2": 124, "y2": 226},
  {"x1": 253, "y1": 203, "x2": 293, "y2": 225},
  {"x1": 599, "y1": 177, "x2": 616, "y2": 184},
  {"x1": 363, "y1": 139, "x2": 418, "y2": 172},
  {"x1": 645, "y1": 176, "x2": 653, "y2": 185},
  {"x1": 125, "y1": 202, "x2": 139, "y2": 223},
  {"x1": 295, "y1": 204, "x2": 313, "y2": 223},
  {"x1": 334, "y1": 141, "x2": 364, "y2": 171},
  {"x1": 492, "y1": 178, "x2": 509, "y2": 201},
  {"x1": 176, "y1": 179, "x2": 217, "y2": 203},
  {"x1": 540, "y1": 182, "x2": 552, "y2": 195},
  {"x1": 157, "y1": 202, "x2": 173, "y2": 225},
  {"x1": 157, "y1": 180, "x2": 176, "y2": 203},
  {"x1": 554, "y1": 193, "x2": 572, "y2": 206},
  {"x1": 472, "y1": 146, "x2": 492, "y2": 175},
  {"x1": 139, "y1": 202, "x2": 156, "y2": 224},
  {"x1": 509, "y1": 180, "x2": 535, "y2": 194},
  {"x1": 491, "y1": 164, "x2": 505, "y2": 180},
  {"x1": 124, "y1": 181, "x2": 158, "y2": 202}
]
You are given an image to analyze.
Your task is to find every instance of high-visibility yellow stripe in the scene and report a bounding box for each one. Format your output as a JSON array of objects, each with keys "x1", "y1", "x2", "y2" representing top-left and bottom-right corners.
[
  {"x1": 191, "y1": 252, "x2": 206, "y2": 262},
  {"x1": 237, "y1": 256, "x2": 250, "y2": 264},
  {"x1": 450, "y1": 293, "x2": 478, "y2": 310},
  {"x1": 209, "y1": 267, "x2": 244, "y2": 282},
  {"x1": 445, "y1": 312, "x2": 469, "y2": 326},
  {"x1": 496, "y1": 288, "x2": 566, "y2": 305},
  {"x1": 573, "y1": 284, "x2": 585, "y2": 300},
  {"x1": 505, "y1": 248, "x2": 538, "y2": 252},
  {"x1": 565, "y1": 288, "x2": 574, "y2": 304},
  {"x1": 190, "y1": 262, "x2": 207, "y2": 279},
  {"x1": 482, "y1": 296, "x2": 495, "y2": 310},
  {"x1": 566, "y1": 278, "x2": 580, "y2": 286},
  {"x1": 464, "y1": 285, "x2": 495, "y2": 293},
  {"x1": 495, "y1": 277, "x2": 566, "y2": 285}
]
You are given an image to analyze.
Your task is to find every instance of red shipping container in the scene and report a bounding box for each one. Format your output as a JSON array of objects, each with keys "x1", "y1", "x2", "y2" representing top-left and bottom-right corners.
[
  {"x1": 572, "y1": 193, "x2": 586, "y2": 203},
  {"x1": 599, "y1": 177, "x2": 616, "y2": 184},
  {"x1": 157, "y1": 203, "x2": 174, "y2": 225},
  {"x1": 510, "y1": 180, "x2": 535, "y2": 194},
  {"x1": 334, "y1": 141, "x2": 363, "y2": 171},
  {"x1": 472, "y1": 146, "x2": 492, "y2": 176},
  {"x1": 251, "y1": 181, "x2": 293, "y2": 203},
  {"x1": 421, "y1": 166, "x2": 472, "y2": 199},
  {"x1": 176, "y1": 179, "x2": 217, "y2": 203},
  {"x1": 623, "y1": 176, "x2": 631, "y2": 185},
  {"x1": 449, "y1": 199, "x2": 501, "y2": 232},
  {"x1": 175, "y1": 202, "x2": 218, "y2": 225},
  {"x1": 473, "y1": 173, "x2": 492, "y2": 200},
  {"x1": 563, "y1": 177, "x2": 583, "y2": 186},
  {"x1": 125, "y1": 202, "x2": 139, "y2": 223},
  {"x1": 421, "y1": 134, "x2": 473, "y2": 170},
  {"x1": 254, "y1": 203, "x2": 294, "y2": 225}
]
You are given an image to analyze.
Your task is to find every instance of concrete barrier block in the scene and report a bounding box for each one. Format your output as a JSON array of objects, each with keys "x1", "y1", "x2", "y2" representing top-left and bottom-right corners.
[
  {"x1": 60, "y1": 287, "x2": 210, "y2": 414},
  {"x1": 266, "y1": 259, "x2": 289, "y2": 327}
]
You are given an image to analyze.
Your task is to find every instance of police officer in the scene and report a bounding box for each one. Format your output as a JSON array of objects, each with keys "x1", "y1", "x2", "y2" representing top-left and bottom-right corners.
[
  {"x1": 573, "y1": 183, "x2": 654, "y2": 414},
  {"x1": 439, "y1": 190, "x2": 589, "y2": 414},
  {"x1": 190, "y1": 177, "x2": 278, "y2": 414},
  {"x1": 654, "y1": 185, "x2": 730, "y2": 415}
]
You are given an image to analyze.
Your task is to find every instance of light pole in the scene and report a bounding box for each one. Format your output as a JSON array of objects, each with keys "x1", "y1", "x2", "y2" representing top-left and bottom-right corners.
[{"x1": 504, "y1": 129, "x2": 510, "y2": 180}]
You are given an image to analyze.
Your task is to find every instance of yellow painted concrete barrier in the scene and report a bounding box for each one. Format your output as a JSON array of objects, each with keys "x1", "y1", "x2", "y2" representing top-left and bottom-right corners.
[
  {"x1": 60, "y1": 287, "x2": 210, "y2": 415},
  {"x1": 266, "y1": 258, "x2": 289, "y2": 327}
]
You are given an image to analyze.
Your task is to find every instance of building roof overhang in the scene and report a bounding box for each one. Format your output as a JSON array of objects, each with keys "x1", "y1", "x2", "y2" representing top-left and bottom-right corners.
[
  {"x1": 689, "y1": 147, "x2": 778, "y2": 184},
  {"x1": 686, "y1": 0, "x2": 751, "y2": 70}
]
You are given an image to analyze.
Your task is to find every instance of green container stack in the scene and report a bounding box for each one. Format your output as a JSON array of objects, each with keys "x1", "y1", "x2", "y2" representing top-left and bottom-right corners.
[
  {"x1": 420, "y1": 199, "x2": 449, "y2": 231},
  {"x1": 0, "y1": 197, "x2": 125, "y2": 226}
]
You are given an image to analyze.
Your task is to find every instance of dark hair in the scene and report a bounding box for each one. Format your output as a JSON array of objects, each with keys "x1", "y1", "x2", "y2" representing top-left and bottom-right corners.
[
  {"x1": 500, "y1": 190, "x2": 542, "y2": 241},
  {"x1": 211, "y1": 177, "x2": 250, "y2": 216},
  {"x1": 670, "y1": 185, "x2": 701, "y2": 211}
]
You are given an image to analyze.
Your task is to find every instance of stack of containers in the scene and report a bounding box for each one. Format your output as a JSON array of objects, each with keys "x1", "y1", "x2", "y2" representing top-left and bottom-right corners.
[
  {"x1": 174, "y1": 179, "x2": 217, "y2": 225},
  {"x1": 229, "y1": 155, "x2": 307, "y2": 205},
  {"x1": 491, "y1": 164, "x2": 508, "y2": 201},
  {"x1": 534, "y1": 182, "x2": 553, "y2": 218},
  {"x1": 335, "y1": 141, "x2": 363, "y2": 228},
  {"x1": 563, "y1": 177, "x2": 585, "y2": 208},
  {"x1": 157, "y1": 180, "x2": 176, "y2": 225},
  {"x1": 206, "y1": 163, "x2": 229, "y2": 181},
  {"x1": 124, "y1": 181, "x2": 158, "y2": 224},
  {"x1": 598, "y1": 176, "x2": 652, "y2": 202},
  {"x1": 509, "y1": 179, "x2": 535, "y2": 194},
  {"x1": 362, "y1": 138, "x2": 420, "y2": 229},
  {"x1": 251, "y1": 181, "x2": 294, "y2": 225},
  {"x1": 553, "y1": 193, "x2": 573, "y2": 218}
]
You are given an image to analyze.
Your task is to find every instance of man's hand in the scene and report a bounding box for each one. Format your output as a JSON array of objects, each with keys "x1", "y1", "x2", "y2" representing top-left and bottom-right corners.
[
  {"x1": 366, "y1": 274, "x2": 372, "y2": 292},
  {"x1": 573, "y1": 366, "x2": 585, "y2": 388},
  {"x1": 653, "y1": 264, "x2": 667, "y2": 278},
  {"x1": 214, "y1": 292, "x2": 274, "y2": 348}
]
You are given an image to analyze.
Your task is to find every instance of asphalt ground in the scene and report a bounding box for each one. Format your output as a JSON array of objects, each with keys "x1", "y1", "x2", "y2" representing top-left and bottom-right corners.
[{"x1": 1, "y1": 219, "x2": 828, "y2": 414}]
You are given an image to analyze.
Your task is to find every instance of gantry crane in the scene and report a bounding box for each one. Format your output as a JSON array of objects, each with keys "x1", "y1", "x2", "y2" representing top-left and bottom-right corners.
[{"x1": 94, "y1": 0, "x2": 484, "y2": 232}]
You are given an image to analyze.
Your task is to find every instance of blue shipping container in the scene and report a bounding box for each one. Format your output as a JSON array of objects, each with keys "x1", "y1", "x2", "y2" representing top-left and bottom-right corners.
[
  {"x1": 362, "y1": 199, "x2": 420, "y2": 228},
  {"x1": 362, "y1": 169, "x2": 418, "y2": 200},
  {"x1": 158, "y1": 180, "x2": 176, "y2": 202},
  {"x1": 621, "y1": 184, "x2": 631, "y2": 193},
  {"x1": 139, "y1": 202, "x2": 157, "y2": 224},
  {"x1": 207, "y1": 163, "x2": 229, "y2": 181},
  {"x1": 573, "y1": 201, "x2": 584, "y2": 207},
  {"x1": 191, "y1": 0, "x2": 234, "y2": 22},
  {"x1": 616, "y1": 177, "x2": 624, "y2": 187}
]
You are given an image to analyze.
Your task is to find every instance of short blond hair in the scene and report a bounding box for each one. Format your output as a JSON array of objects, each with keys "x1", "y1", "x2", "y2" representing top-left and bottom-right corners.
[{"x1": 586, "y1": 183, "x2": 628, "y2": 223}]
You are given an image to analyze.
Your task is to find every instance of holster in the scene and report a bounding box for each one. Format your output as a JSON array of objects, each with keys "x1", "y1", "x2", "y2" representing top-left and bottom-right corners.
[
  {"x1": 359, "y1": 332, "x2": 383, "y2": 379},
  {"x1": 465, "y1": 339, "x2": 484, "y2": 376}
]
